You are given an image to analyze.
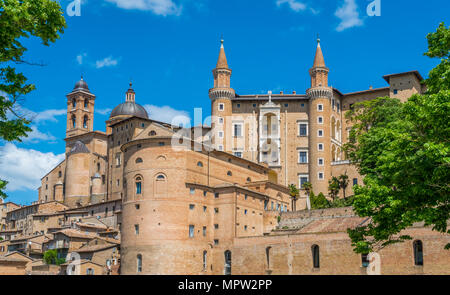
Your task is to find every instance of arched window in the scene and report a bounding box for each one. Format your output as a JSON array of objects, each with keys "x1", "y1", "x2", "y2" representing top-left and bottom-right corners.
[
  {"x1": 266, "y1": 246, "x2": 272, "y2": 269},
  {"x1": 413, "y1": 240, "x2": 423, "y2": 266},
  {"x1": 137, "y1": 254, "x2": 142, "y2": 273},
  {"x1": 246, "y1": 177, "x2": 251, "y2": 182},
  {"x1": 227, "y1": 171, "x2": 232, "y2": 176},
  {"x1": 84, "y1": 99, "x2": 88, "y2": 109},
  {"x1": 135, "y1": 177, "x2": 142, "y2": 195},
  {"x1": 156, "y1": 175, "x2": 165, "y2": 180},
  {"x1": 83, "y1": 116, "x2": 88, "y2": 129},
  {"x1": 203, "y1": 250, "x2": 207, "y2": 271},
  {"x1": 224, "y1": 250, "x2": 232, "y2": 275},
  {"x1": 331, "y1": 117, "x2": 336, "y2": 139},
  {"x1": 72, "y1": 98, "x2": 76, "y2": 108},
  {"x1": 135, "y1": 158, "x2": 143, "y2": 164},
  {"x1": 72, "y1": 115, "x2": 76, "y2": 128},
  {"x1": 149, "y1": 130, "x2": 157, "y2": 136},
  {"x1": 86, "y1": 268, "x2": 94, "y2": 275},
  {"x1": 336, "y1": 120, "x2": 341, "y2": 141},
  {"x1": 197, "y1": 161, "x2": 203, "y2": 167},
  {"x1": 312, "y1": 245, "x2": 320, "y2": 268}
]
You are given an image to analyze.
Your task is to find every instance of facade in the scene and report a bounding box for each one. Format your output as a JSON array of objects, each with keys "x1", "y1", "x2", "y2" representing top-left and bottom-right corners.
[{"x1": 1, "y1": 39, "x2": 447, "y2": 275}]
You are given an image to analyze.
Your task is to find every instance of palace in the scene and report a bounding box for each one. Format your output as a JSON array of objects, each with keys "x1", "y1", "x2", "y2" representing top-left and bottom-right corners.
[{"x1": 1, "y1": 40, "x2": 448, "y2": 275}]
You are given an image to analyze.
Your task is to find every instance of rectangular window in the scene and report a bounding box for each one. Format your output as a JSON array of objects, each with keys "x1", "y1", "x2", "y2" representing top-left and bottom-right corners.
[
  {"x1": 337, "y1": 102, "x2": 340, "y2": 113},
  {"x1": 134, "y1": 224, "x2": 139, "y2": 235},
  {"x1": 218, "y1": 117, "x2": 223, "y2": 124},
  {"x1": 393, "y1": 89, "x2": 398, "y2": 95},
  {"x1": 218, "y1": 131, "x2": 223, "y2": 138},
  {"x1": 218, "y1": 103, "x2": 224, "y2": 111},
  {"x1": 318, "y1": 172, "x2": 324, "y2": 180},
  {"x1": 115, "y1": 154, "x2": 121, "y2": 166},
  {"x1": 318, "y1": 129, "x2": 323, "y2": 137},
  {"x1": 318, "y1": 117, "x2": 323, "y2": 124},
  {"x1": 214, "y1": 224, "x2": 219, "y2": 229},
  {"x1": 318, "y1": 143, "x2": 324, "y2": 151},
  {"x1": 233, "y1": 124, "x2": 242, "y2": 137},
  {"x1": 298, "y1": 150, "x2": 308, "y2": 164},
  {"x1": 318, "y1": 158, "x2": 324, "y2": 166},
  {"x1": 299, "y1": 123, "x2": 308, "y2": 136},
  {"x1": 317, "y1": 104, "x2": 323, "y2": 111},
  {"x1": 237, "y1": 103, "x2": 241, "y2": 108},
  {"x1": 190, "y1": 188, "x2": 195, "y2": 195},
  {"x1": 214, "y1": 239, "x2": 219, "y2": 245},
  {"x1": 203, "y1": 226, "x2": 207, "y2": 237},
  {"x1": 189, "y1": 225, "x2": 195, "y2": 238},
  {"x1": 136, "y1": 182, "x2": 142, "y2": 195},
  {"x1": 299, "y1": 175, "x2": 309, "y2": 188},
  {"x1": 189, "y1": 204, "x2": 195, "y2": 210},
  {"x1": 214, "y1": 208, "x2": 219, "y2": 214},
  {"x1": 353, "y1": 178, "x2": 358, "y2": 186},
  {"x1": 203, "y1": 206, "x2": 207, "y2": 212},
  {"x1": 218, "y1": 145, "x2": 223, "y2": 151},
  {"x1": 215, "y1": 193, "x2": 219, "y2": 199}
]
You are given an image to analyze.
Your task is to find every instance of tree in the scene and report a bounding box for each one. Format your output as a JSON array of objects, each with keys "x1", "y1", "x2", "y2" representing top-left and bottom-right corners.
[
  {"x1": 288, "y1": 184, "x2": 299, "y2": 211},
  {"x1": 338, "y1": 173, "x2": 349, "y2": 199},
  {"x1": 311, "y1": 192, "x2": 330, "y2": 209},
  {"x1": 0, "y1": 0, "x2": 66, "y2": 199},
  {"x1": 43, "y1": 249, "x2": 58, "y2": 265},
  {"x1": 328, "y1": 176, "x2": 340, "y2": 201},
  {"x1": 345, "y1": 23, "x2": 450, "y2": 253}
]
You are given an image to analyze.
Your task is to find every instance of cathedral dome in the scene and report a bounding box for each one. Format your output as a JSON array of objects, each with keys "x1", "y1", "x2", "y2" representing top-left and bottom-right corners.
[
  {"x1": 73, "y1": 77, "x2": 90, "y2": 92},
  {"x1": 109, "y1": 101, "x2": 148, "y2": 119}
]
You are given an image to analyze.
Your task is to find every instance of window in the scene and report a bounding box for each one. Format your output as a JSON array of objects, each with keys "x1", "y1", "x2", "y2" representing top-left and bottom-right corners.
[
  {"x1": 203, "y1": 191, "x2": 207, "y2": 197},
  {"x1": 203, "y1": 251, "x2": 207, "y2": 270},
  {"x1": 135, "y1": 158, "x2": 143, "y2": 164},
  {"x1": 72, "y1": 98, "x2": 76, "y2": 108},
  {"x1": 158, "y1": 142, "x2": 165, "y2": 146},
  {"x1": 298, "y1": 123, "x2": 308, "y2": 136},
  {"x1": 135, "y1": 177, "x2": 142, "y2": 195},
  {"x1": 318, "y1": 143, "x2": 323, "y2": 151},
  {"x1": 244, "y1": 194, "x2": 248, "y2": 200},
  {"x1": 137, "y1": 254, "x2": 142, "y2": 273},
  {"x1": 218, "y1": 117, "x2": 223, "y2": 124},
  {"x1": 299, "y1": 175, "x2": 309, "y2": 188},
  {"x1": 116, "y1": 179, "x2": 120, "y2": 187},
  {"x1": 115, "y1": 154, "x2": 121, "y2": 166},
  {"x1": 134, "y1": 224, "x2": 139, "y2": 235},
  {"x1": 135, "y1": 204, "x2": 140, "y2": 210},
  {"x1": 318, "y1": 129, "x2": 323, "y2": 137},
  {"x1": 190, "y1": 188, "x2": 195, "y2": 195},
  {"x1": 218, "y1": 131, "x2": 223, "y2": 138},
  {"x1": 218, "y1": 145, "x2": 223, "y2": 151},
  {"x1": 244, "y1": 225, "x2": 248, "y2": 231},
  {"x1": 197, "y1": 161, "x2": 203, "y2": 167},
  {"x1": 214, "y1": 239, "x2": 219, "y2": 245},
  {"x1": 318, "y1": 172, "x2": 324, "y2": 180},
  {"x1": 246, "y1": 177, "x2": 251, "y2": 182},
  {"x1": 189, "y1": 225, "x2": 195, "y2": 238},
  {"x1": 413, "y1": 240, "x2": 423, "y2": 266},
  {"x1": 233, "y1": 124, "x2": 242, "y2": 137},
  {"x1": 224, "y1": 250, "x2": 232, "y2": 275},
  {"x1": 393, "y1": 89, "x2": 398, "y2": 94},
  {"x1": 237, "y1": 103, "x2": 241, "y2": 108},
  {"x1": 189, "y1": 204, "x2": 195, "y2": 210},
  {"x1": 253, "y1": 103, "x2": 256, "y2": 108},
  {"x1": 86, "y1": 268, "x2": 94, "y2": 275},
  {"x1": 215, "y1": 193, "x2": 219, "y2": 198},
  {"x1": 219, "y1": 103, "x2": 224, "y2": 111},
  {"x1": 284, "y1": 103, "x2": 289, "y2": 107},
  {"x1": 298, "y1": 150, "x2": 308, "y2": 164},
  {"x1": 234, "y1": 152, "x2": 242, "y2": 158},
  {"x1": 361, "y1": 254, "x2": 369, "y2": 268},
  {"x1": 203, "y1": 206, "x2": 207, "y2": 212},
  {"x1": 58, "y1": 171, "x2": 62, "y2": 178},
  {"x1": 312, "y1": 245, "x2": 320, "y2": 268},
  {"x1": 244, "y1": 209, "x2": 248, "y2": 215},
  {"x1": 353, "y1": 178, "x2": 358, "y2": 186},
  {"x1": 72, "y1": 115, "x2": 76, "y2": 128},
  {"x1": 317, "y1": 116, "x2": 323, "y2": 124},
  {"x1": 97, "y1": 163, "x2": 100, "y2": 171},
  {"x1": 83, "y1": 116, "x2": 88, "y2": 128},
  {"x1": 337, "y1": 102, "x2": 340, "y2": 112},
  {"x1": 227, "y1": 171, "x2": 232, "y2": 176},
  {"x1": 214, "y1": 208, "x2": 219, "y2": 214},
  {"x1": 318, "y1": 158, "x2": 324, "y2": 166},
  {"x1": 317, "y1": 104, "x2": 323, "y2": 111},
  {"x1": 202, "y1": 226, "x2": 207, "y2": 236},
  {"x1": 84, "y1": 99, "x2": 88, "y2": 109},
  {"x1": 214, "y1": 224, "x2": 219, "y2": 229}
]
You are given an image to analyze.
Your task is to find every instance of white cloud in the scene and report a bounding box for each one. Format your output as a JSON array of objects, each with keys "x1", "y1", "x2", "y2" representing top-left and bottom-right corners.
[
  {"x1": 105, "y1": 0, "x2": 182, "y2": 16},
  {"x1": 21, "y1": 125, "x2": 57, "y2": 143},
  {"x1": 95, "y1": 56, "x2": 119, "y2": 69},
  {"x1": 76, "y1": 52, "x2": 87, "y2": 65},
  {"x1": 276, "y1": 0, "x2": 306, "y2": 12},
  {"x1": 96, "y1": 108, "x2": 112, "y2": 115},
  {"x1": 335, "y1": 0, "x2": 364, "y2": 32},
  {"x1": 0, "y1": 143, "x2": 65, "y2": 191},
  {"x1": 143, "y1": 105, "x2": 191, "y2": 127}
]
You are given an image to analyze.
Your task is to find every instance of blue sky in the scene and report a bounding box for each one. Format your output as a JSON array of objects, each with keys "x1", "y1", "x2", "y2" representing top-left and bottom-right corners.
[{"x1": 1, "y1": 0, "x2": 448, "y2": 205}]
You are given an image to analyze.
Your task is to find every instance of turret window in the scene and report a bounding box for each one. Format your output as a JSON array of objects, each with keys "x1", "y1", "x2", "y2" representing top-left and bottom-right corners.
[
  {"x1": 83, "y1": 116, "x2": 88, "y2": 129},
  {"x1": 317, "y1": 104, "x2": 323, "y2": 111},
  {"x1": 135, "y1": 177, "x2": 142, "y2": 195},
  {"x1": 84, "y1": 99, "x2": 88, "y2": 109},
  {"x1": 317, "y1": 116, "x2": 323, "y2": 124},
  {"x1": 218, "y1": 103, "x2": 224, "y2": 111}
]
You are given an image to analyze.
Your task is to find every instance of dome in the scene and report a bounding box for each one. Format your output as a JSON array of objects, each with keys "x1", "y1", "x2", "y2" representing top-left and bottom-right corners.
[
  {"x1": 109, "y1": 101, "x2": 148, "y2": 119},
  {"x1": 73, "y1": 77, "x2": 90, "y2": 92}
]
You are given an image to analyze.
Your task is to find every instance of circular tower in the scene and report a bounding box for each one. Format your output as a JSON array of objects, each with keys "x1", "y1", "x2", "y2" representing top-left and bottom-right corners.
[
  {"x1": 307, "y1": 39, "x2": 333, "y2": 195},
  {"x1": 64, "y1": 140, "x2": 91, "y2": 207},
  {"x1": 209, "y1": 39, "x2": 235, "y2": 152}
]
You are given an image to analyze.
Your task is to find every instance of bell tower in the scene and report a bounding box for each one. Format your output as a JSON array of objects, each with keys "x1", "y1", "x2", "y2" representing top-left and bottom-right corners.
[
  {"x1": 66, "y1": 76, "x2": 96, "y2": 138},
  {"x1": 307, "y1": 39, "x2": 333, "y2": 195},
  {"x1": 209, "y1": 39, "x2": 235, "y2": 151}
]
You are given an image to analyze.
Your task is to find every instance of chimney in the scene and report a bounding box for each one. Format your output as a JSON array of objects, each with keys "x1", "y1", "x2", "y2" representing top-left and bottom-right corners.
[
  {"x1": 293, "y1": 91, "x2": 296, "y2": 94},
  {"x1": 280, "y1": 91, "x2": 283, "y2": 95},
  {"x1": 369, "y1": 85, "x2": 373, "y2": 90}
]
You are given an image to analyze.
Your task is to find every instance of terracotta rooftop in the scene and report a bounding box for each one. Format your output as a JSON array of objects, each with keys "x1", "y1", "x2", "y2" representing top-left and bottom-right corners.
[
  {"x1": 76, "y1": 243, "x2": 118, "y2": 253},
  {"x1": 54, "y1": 229, "x2": 97, "y2": 239}
]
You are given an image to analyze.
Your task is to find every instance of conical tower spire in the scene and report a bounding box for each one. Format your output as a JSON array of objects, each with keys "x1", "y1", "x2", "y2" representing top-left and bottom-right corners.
[
  {"x1": 216, "y1": 39, "x2": 229, "y2": 69},
  {"x1": 313, "y1": 38, "x2": 326, "y2": 68}
]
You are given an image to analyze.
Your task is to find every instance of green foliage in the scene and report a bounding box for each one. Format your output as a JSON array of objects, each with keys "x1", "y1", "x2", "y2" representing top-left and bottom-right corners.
[
  {"x1": 43, "y1": 249, "x2": 58, "y2": 265},
  {"x1": 345, "y1": 23, "x2": 450, "y2": 253},
  {"x1": 328, "y1": 177, "x2": 340, "y2": 201},
  {"x1": 0, "y1": 180, "x2": 7, "y2": 199},
  {"x1": 0, "y1": 0, "x2": 66, "y2": 198},
  {"x1": 0, "y1": 237, "x2": 3, "y2": 241},
  {"x1": 288, "y1": 184, "x2": 299, "y2": 198},
  {"x1": 310, "y1": 192, "x2": 330, "y2": 209},
  {"x1": 338, "y1": 173, "x2": 349, "y2": 199}
]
